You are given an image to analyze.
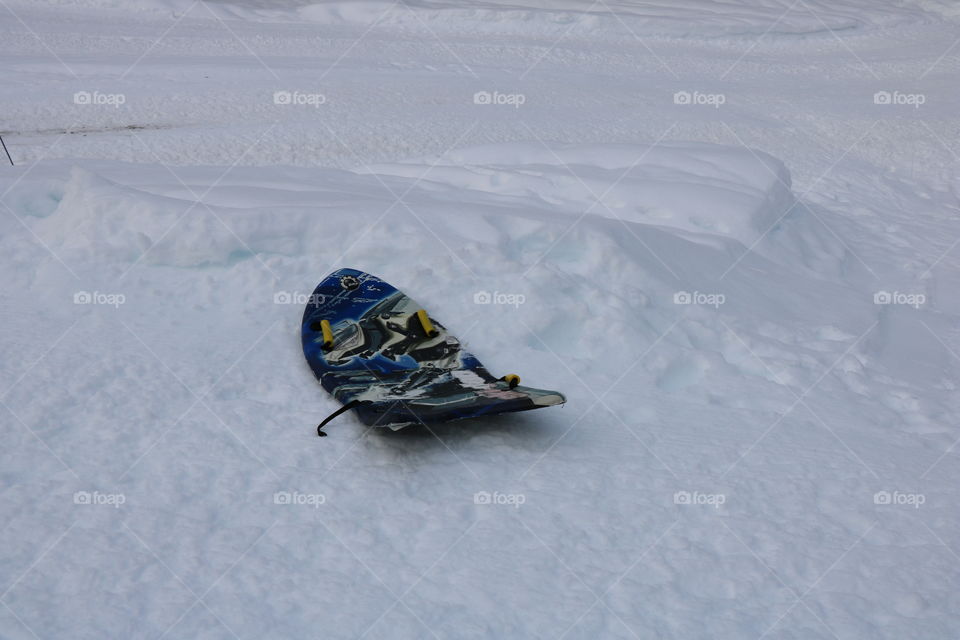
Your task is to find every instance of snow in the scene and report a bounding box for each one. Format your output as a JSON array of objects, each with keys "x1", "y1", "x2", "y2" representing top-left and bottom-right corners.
[
  {"x1": 363, "y1": 141, "x2": 796, "y2": 247},
  {"x1": 2, "y1": 0, "x2": 960, "y2": 638}
]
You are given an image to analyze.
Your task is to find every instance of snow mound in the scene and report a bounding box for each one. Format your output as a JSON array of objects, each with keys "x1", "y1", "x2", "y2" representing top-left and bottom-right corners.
[
  {"x1": 40, "y1": 141, "x2": 796, "y2": 270},
  {"x1": 36, "y1": 141, "x2": 839, "y2": 283},
  {"x1": 35, "y1": 167, "x2": 337, "y2": 267},
  {"x1": 363, "y1": 141, "x2": 794, "y2": 249},
  {"x1": 37, "y1": 168, "x2": 242, "y2": 268}
]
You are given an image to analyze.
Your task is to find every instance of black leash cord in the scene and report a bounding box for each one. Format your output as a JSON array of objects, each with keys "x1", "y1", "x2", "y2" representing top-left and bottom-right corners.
[{"x1": 316, "y1": 399, "x2": 363, "y2": 437}]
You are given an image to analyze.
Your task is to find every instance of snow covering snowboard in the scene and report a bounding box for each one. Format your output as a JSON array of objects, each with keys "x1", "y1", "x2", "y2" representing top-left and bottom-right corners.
[{"x1": 301, "y1": 268, "x2": 565, "y2": 429}]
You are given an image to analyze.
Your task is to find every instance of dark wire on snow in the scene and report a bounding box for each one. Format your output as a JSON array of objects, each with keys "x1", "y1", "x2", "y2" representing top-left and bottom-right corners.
[
  {"x1": 316, "y1": 399, "x2": 363, "y2": 437},
  {"x1": 0, "y1": 134, "x2": 12, "y2": 166}
]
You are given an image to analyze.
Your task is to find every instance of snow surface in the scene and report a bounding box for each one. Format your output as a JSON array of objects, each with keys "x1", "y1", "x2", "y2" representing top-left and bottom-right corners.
[{"x1": 1, "y1": 0, "x2": 959, "y2": 638}]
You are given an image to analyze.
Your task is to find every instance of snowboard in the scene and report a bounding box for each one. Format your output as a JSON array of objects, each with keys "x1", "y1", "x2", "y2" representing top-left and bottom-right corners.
[{"x1": 301, "y1": 268, "x2": 565, "y2": 430}]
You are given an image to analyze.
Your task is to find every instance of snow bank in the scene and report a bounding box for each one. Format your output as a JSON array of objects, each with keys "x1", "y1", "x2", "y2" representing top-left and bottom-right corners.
[
  {"x1": 36, "y1": 165, "x2": 386, "y2": 267},
  {"x1": 37, "y1": 168, "x2": 234, "y2": 267},
  {"x1": 363, "y1": 141, "x2": 794, "y2": 249},
  {"x1": 38, "y1": 140, "x2": 839, "y2": 287},
  {"x1": 38, "y1": 140, "x2": 801, "y2": 276}
]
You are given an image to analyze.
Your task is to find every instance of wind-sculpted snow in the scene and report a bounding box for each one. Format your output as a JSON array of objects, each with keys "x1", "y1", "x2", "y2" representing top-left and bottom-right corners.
[
  {"x1": 2, "y1": 0, "x2": 960, "y2": 639},
  {"x1": 40, "y1": 142, "x2": 833, "y2": 276},
  {"x1": 363, "y1": 141, "x2": 795, "y2": 248}
]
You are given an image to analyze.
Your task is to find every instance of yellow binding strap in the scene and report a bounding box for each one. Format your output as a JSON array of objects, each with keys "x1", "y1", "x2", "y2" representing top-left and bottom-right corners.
[
  {"x1": 503, "y1": 374, "x2": 520, "y2": 389},
  {"x1": 320, "y1": 319, "x2": 334, "y2": 351},
  {"x1": 416, "y1": 309, "x2": 439, "y2": 337}
]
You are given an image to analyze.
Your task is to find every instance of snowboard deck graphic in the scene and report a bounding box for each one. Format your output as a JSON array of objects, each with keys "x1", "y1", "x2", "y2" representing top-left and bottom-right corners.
[{"x1": 301, "y1": 268, "x2": 565, "y2": 429}]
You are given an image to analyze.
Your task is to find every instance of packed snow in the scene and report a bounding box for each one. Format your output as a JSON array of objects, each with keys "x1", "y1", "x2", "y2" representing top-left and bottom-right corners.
[{"x1": 1, "y1": 0, "x2": 959, "y2": 638}]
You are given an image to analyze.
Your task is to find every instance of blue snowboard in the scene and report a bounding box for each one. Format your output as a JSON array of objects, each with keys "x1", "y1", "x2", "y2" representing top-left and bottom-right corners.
[{"x1": 301, "y1": 268, "x2": 566, "y2": 429}]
